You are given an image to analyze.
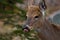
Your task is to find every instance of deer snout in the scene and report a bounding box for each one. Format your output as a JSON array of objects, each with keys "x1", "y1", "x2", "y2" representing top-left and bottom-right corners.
[{"x1": 22, "y1": 25, "x2": 30, "y2": 32}]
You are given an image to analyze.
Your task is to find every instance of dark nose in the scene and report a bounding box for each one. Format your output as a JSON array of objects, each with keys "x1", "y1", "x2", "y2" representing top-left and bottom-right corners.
[{"x1": 22, "y1": 25, "x2": 30, "y2": 32}]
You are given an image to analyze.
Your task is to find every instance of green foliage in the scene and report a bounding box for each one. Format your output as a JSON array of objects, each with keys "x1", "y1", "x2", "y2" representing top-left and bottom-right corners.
[
  {"x1": 11, "y1": 25, "x2": 39, "y2": 40},
  {"x1": 0, "y1": 0, "x2": 39, "y2": 40},
  {"x1": 16, "y1": 0, "x2": 24, "y2": 3},
  {"x1": 0, "y1": 0, "x2": 23, "y2": 14},
  {"x1": 0, "y1": 34, "x2": 12, "y2": 40}
]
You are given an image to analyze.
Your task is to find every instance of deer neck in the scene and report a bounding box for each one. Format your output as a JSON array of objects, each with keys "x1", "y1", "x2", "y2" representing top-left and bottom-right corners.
[{"x1": 37, "y1": 19, "x2": 60, "y2": 40}]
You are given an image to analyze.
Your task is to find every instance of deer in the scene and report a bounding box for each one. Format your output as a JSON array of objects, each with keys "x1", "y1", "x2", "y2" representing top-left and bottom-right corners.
[{"x1": 22, "y1": 0, "x2": 60, "y2": 40}]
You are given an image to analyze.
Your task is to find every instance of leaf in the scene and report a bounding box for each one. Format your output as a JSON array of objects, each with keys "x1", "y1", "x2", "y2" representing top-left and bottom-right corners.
[{"x1": 16, "y1": 0, "x2": 24, "y2": 3}]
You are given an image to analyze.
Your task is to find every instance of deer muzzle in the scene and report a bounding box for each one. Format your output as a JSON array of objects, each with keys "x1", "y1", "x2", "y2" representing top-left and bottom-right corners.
[{"x1": 22, "y1": 18, "x2": 34, "y2": 32}]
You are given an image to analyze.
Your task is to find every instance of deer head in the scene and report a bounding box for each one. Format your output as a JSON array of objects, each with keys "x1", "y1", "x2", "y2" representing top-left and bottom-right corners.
[
  {"x1": 22, "y1": 0, "x2": 60, "y2": 32},
  {"x1": 22, "y1": 5, "x2": 45, "y2": 32},
  {"x1": 22, "y1": 0, "x2": 47, "y2": 32}
]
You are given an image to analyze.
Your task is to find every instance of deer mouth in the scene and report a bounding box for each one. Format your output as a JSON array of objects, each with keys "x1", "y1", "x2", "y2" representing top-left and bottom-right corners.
[{"x1": 22, "y1": 25, "x2": 30, "y2": 32}]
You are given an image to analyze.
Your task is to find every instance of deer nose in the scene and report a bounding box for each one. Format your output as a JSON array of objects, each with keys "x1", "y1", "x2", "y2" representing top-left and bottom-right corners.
[{"x1": 22, "y1": 25, "x2": 30, "y2": 32}]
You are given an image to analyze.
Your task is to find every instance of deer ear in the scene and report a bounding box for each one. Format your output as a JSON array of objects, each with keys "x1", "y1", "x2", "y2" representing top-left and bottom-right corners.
[{"x1": 39, "y1": 0, "x2": 47, "y2": 10}]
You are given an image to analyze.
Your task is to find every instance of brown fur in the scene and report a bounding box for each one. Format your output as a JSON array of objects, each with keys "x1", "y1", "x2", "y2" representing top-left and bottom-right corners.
[{"x1": 25, "y1": 0, "x2": 60, "y2": 40}]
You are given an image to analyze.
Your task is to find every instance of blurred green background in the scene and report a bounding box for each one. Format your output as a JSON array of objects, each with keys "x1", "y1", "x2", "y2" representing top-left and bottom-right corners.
[{"x1": 0, "y1": 0, "x2": 38, "y2": 40}]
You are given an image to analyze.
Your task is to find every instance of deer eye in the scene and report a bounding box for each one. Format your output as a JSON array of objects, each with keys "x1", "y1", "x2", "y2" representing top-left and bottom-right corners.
[{"x1": 34, "y1": 16, "x2": 39, "y2": 18}]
